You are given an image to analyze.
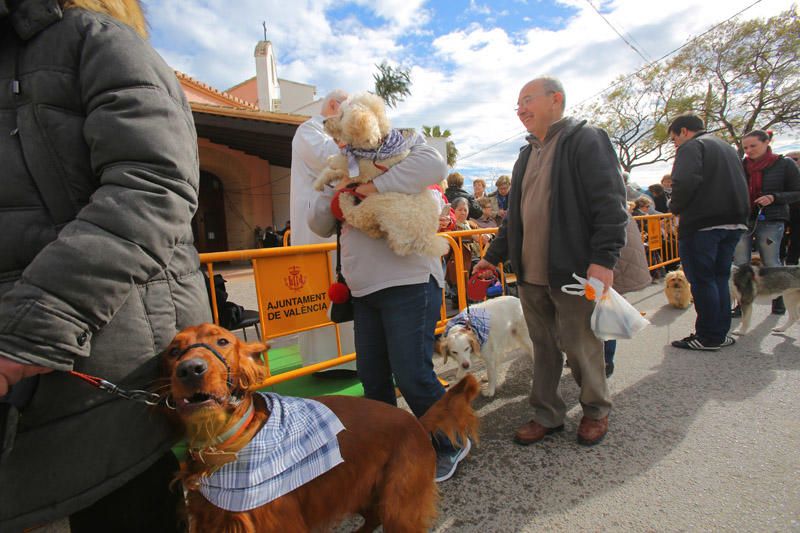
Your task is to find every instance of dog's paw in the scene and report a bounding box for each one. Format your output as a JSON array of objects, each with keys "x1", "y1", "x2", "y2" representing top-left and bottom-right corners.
[
  {"x1": 772, "y1": 326, "x2": 787, "y2": 333},
  {"x1": 732, "y1": 328, "x2": 744, "y2": 336},
  {"x1": 481, "y1": 388, "x2": 495, "y2": 398}
]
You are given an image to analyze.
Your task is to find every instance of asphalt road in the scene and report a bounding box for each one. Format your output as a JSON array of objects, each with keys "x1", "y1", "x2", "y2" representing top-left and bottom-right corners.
[{"x1": 224, "y1": 268, "x2": 799, "y2": 532}]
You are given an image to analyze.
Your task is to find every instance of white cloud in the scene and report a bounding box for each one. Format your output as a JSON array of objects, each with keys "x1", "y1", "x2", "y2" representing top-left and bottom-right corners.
[
  {"x1": 144, "y1": 0, "x2": 798, "y2": 185},
  {"x1": 467, "y1": 0, "x2": 492, "y2": 15}
]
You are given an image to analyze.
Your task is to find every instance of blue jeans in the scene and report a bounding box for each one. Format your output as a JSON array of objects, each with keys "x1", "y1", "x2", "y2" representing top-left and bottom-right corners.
[
  {"x1": 733, "y1": 221, "x2": 785, "y2": 267},
  {"x1": 604, "y1": 340, "x2": 616, "y2": 366},
  {"x1": 679, "y1": 229, "x2": 743, "y2": 344},
  {"x1": 352, "y1": 276, "x2": 455, "y2": 452}
]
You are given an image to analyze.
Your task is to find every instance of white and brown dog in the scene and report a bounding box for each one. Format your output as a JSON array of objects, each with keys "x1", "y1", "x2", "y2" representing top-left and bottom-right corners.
[{"x1": 435, "y1": 296, "x2": 533, "y2": 397}]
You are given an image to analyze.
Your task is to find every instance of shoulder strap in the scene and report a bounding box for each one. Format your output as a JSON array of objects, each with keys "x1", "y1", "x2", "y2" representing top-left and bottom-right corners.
[{"x1": 335, "y1": 222, "x2": 346, "y2": 283}]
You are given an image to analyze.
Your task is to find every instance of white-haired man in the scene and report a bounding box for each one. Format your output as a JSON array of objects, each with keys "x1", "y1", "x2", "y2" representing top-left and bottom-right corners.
[
  {"x1": 289, "y1": 90, "x2": 356, "y2": 375},
  {"x1": 475, "y1": 77, "x2": 627, "y2": 446}
]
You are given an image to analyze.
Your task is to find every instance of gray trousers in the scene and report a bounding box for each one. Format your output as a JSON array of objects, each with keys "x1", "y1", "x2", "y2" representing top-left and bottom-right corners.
[{"x1": 518, "y1": 282, "x2": 611, "y2": 427}]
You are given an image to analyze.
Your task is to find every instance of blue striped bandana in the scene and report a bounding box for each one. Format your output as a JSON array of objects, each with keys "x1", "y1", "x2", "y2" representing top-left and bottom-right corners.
[
  {"x1": 344, "y1": 128, "x2": 410, "y2": 177},
  {"x1": 445, "y1": 307, "x2": 491, "y2": 347}
]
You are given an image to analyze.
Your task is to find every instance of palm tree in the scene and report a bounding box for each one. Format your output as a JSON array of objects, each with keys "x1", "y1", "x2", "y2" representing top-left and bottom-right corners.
[
  {"x1": 422, "y1": 125, "x2": 459, "y2": 167},
  {"x1": 373, "y1": 62, "x2": 411, "y2": 108}
]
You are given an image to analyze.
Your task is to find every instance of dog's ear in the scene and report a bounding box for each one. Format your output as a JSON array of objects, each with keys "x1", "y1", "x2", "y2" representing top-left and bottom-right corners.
[
  {"x1": 468, "y1": 335, "x2": 480, "y2": 356},
  {"x1": 363, "y1": 93, "x2": 390, "y2": 138},
  {"x1": 433, "y1": 336, "x2": 449, "y2": 364},
  {"x1": 235, "y1": 340, "x2": 269, "y2": 390},
  {"x1": 433, "y1": 336, "x2": 446, "y2": 355}
]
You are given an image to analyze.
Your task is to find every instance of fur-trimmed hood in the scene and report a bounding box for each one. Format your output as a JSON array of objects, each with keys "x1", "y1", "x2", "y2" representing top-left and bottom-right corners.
[{"x1": 1, "y1": 0, "x2": 146, "y2": 39}]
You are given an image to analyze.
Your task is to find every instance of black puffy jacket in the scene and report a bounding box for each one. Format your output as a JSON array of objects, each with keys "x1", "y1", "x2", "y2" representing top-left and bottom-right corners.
[
  {"x1": 0, "y1": 1, "x2": 210, "y2": 529},
  {"x1": 744, "y1": 156, "x2": 800, "y2": 222}
]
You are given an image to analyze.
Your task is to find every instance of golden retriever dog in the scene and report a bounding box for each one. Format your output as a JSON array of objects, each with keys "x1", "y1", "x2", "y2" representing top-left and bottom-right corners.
[
  {"x1": 161, "y1": 324, "x2": 479, "y2": 533},
  {"x1": 664, "y1": 269, "x2": 692, "y2": 309}
]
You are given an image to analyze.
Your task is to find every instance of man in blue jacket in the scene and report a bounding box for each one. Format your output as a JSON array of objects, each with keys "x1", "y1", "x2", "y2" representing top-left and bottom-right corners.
[
  {"x1": 667, "y1": 113, "x2": 749, "y2": 350},
  {"x1": 475, "y1": 77, "x2": 627, "y2": 447}
]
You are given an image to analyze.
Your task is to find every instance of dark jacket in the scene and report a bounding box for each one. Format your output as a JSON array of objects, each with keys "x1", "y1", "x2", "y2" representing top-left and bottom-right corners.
[
  {"x1": 444, "y1": 186, "x2": 482, "y2": 219},
  {"x1": 484, "y1": 118, "x2": 627, "y2": 287},
  {"x1": 669, "y1": 132, "x2": 750, "y2": 237},
  {"x1": 743, "y1": 156, "x2": 800, "y2": 223},
  {"x1": 0, "y1": 1, "x2": 210, "y2": 529}
]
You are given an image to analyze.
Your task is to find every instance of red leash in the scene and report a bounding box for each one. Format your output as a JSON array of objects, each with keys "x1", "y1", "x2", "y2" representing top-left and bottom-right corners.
[{"x1": 68, "y1": 370, "x2": 164, "y2": 406}]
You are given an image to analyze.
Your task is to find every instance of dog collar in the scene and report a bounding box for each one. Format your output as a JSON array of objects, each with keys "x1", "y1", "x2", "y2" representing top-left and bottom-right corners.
[
  {"x1": 188, "y1": 401, "x2": 256, "y2": 459},
  {"x1": 214, "y1": 402, "x2": 256, "y2": 447}
]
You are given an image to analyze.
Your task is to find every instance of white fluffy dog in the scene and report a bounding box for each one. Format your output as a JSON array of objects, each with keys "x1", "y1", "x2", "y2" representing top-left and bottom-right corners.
[
  {"x1": 435, "y1": 296, "x2": 533, "y2": 397},
  {"x1": 313, "y1": 93, "x2": 447, "y2": 257}
]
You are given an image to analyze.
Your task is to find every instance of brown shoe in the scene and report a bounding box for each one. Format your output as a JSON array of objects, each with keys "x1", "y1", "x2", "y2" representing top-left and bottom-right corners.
[
  {"x1": 513, "y1": 420, "x2": 564, "y2": 445},
  {"x1": 576, "y1": 416, "x2": 608, "y2": 446}
]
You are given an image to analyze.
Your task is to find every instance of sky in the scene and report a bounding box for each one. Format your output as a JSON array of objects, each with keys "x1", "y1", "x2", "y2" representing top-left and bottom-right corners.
[{"x1": 143, "y1": 0, "x2": 798, "y2": 190}]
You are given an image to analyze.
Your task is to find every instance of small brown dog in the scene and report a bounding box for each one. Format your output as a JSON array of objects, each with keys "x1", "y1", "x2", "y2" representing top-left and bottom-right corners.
[
  {"x1": 664, "y1": 269, "x2": 692, "y2": 309},
  {"x1": 161, "y1": 323, "x2": 479, "y2": 533}
]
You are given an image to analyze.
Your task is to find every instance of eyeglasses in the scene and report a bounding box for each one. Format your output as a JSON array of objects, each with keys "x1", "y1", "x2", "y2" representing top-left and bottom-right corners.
[{"x1": 515, "y1": 91, "x2": 554, "y2": 113}]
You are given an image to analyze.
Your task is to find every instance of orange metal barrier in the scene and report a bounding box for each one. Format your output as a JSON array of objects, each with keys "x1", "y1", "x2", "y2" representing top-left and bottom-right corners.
[
  {"x1": 632, "y1": 213, "x2": 680, "y2": 270},
  {"x1": 198, "y1": 230, "x2": 495, "y2": 386},
  {"x1": 202, "y1": 220, "x2": 672, "y2": 387}
]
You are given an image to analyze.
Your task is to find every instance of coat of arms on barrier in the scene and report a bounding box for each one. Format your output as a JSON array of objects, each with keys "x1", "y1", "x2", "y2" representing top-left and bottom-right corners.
[{"x1": 284, "y1": 265, "x2": 307, "y2": 291}]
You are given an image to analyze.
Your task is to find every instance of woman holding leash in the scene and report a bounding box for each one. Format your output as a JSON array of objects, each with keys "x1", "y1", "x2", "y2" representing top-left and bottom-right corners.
[
  {"x1": 308, "y1": 134, "x2": 471, "y2": 483},
  {"x1": 732, "y1": 130, "x2": 800, "y2": 315}
]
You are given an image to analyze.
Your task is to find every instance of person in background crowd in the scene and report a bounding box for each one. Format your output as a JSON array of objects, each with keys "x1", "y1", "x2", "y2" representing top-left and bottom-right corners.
[
  {"x1": 661, "y1": 174, "x2": 673, "y2": 195},
  {"x1": 632, "y1": 196, "x2": 654, "y2": 216},
  {"x1": 648, "y1": 184, "x2": 669, "y2": 213},
  {"x1": 0, "y1": 1, "x2": 210, "y2": 531},
  {"x1": 452, "y1": 197, "x2": 481, "y2": 261},
  {"x1": 489, "y1": 174, "x2": 512, "y2": 223},
  {"x1": 308, "y1": 134, "x2": 471, "y2": 483},
  {"x1": 445, "y1": 172, "x2": 482, "y2": 219},
  {"x1": 473, "y1": 197, "x2": 498, "y2": 229},
  {"x1": 473, "y1": 178, "x2": 487, "y2": 200},
  {"x1": 289, "y1": 90, "x2": 357, "y2": 375},
  {"x1": 667, "y1": 113, "x2": 749, "y2": 351},
  {"x1": 262, "y1": 226, "x2": 281, "y2": 248},
  {"x1": 472, "y1": 196, "x2": 498, "y2": 249},
  {"x1": 475, "y1": 76, "x2": 627, "y2": 447},
  {"x1": 732, "y1": 130, "x2": 800, "y2": 315},
  {"x1": 784, "y1": 151, "x2": 800, "y2": 265},
  {"x1": 623, "y1": 171, "x2": 643, "y2": 200},
  {"x1": 606, "y1": 214, "x2": 652, "y2": 377}
]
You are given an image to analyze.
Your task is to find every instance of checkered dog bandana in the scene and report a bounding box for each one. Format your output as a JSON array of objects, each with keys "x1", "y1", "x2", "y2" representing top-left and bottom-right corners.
[
  {"x1": 199, "y1": 393, "x2": 345, "y2": 512},
  {"x1": 445, "y1": 307, "x2": 490, "y2": 347},
  {"x1": 344, "y1": 128, "x2": 410, "y2": 178}
]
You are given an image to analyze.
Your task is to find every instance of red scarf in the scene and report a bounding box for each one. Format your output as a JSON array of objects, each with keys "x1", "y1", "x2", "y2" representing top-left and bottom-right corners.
[{"x1": 745, "y1": 147, "x2": 779, "y2": 205}]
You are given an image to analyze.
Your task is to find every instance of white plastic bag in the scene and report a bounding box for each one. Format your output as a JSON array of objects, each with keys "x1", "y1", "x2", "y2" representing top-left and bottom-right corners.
[{"x1": 561, "y1": 273, "x2": 650, "y2": 340}]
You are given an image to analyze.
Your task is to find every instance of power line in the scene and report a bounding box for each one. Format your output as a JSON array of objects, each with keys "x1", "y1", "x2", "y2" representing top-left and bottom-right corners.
[
  {"x1": 458, "y1": 0, "x2": 765, "y2": 164},
  {"x1": 584, "y1": 0, "x2": 652, "y2": 63}
]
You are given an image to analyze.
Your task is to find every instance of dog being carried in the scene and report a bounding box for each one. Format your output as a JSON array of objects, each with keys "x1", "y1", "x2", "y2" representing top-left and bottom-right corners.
[
  {"x1": 313, "y1": 93, "x2": 448, "y2": 258},
  {"x1": 435, "y1": 296, "x2": 533, "y2": 397},
  {"x1": 731, "y1": 264, "x2": 800, "y2": 334},
  {"x1": 161, "y1": 324, "x2": 479, "y2": 533}
]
